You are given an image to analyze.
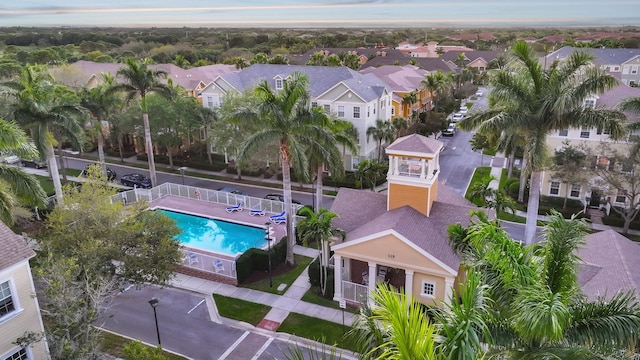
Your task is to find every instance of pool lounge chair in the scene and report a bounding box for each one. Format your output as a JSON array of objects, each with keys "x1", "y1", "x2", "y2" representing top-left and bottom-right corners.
[
  {"x1": 213, "y1": 258, "x2": 225, "y2": 273},
  {"x1": 226, "y1": 203, "x2": 243, "y2": 213},
  {"x1": 249, "y1": 208, "x2": 265, "y2": 216},
  {"x1": 269, "y1": 211, "x2": 285, "y2": 220},
  {"x1": 271, "y1": 216, "x2": 286, "y2": 225},
  {"x1": 187, "y1": 252, "x2": 198, "y2": 266}
]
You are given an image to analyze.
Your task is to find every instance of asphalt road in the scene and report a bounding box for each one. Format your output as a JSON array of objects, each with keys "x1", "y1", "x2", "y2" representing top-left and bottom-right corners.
[{"x1": 98, "y1": 286, "x2": 353, "y2": 360}]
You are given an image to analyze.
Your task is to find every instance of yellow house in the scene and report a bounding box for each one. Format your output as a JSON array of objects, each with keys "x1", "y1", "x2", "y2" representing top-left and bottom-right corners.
[
  {"x1": 330, "y1": 134, "x2": 489, "y2": 307},
  {"x1": 0, "y1": 222, "x2": 48, "y2": 360}
]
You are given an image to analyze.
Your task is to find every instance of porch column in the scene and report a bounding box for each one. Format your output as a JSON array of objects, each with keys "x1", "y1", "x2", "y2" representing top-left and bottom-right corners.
[
  {"x1": 404, "y1": 270, "x2": 414, "y2": 297},
  {"x1": 420, "y1": 159, "x2": 426, "y2": 179},
  {"x1": 426, "y1": 159, "x2": 432, "y2": 179},
  {"x1": 368, "y1": 262, "x2": 377, "y2": 306},
  {"x1": 333, "y1": 255, "x2": 343, "y2": 301},
  {"x1": 444, "y1": 277, "x2": 455, "y2": 302}
]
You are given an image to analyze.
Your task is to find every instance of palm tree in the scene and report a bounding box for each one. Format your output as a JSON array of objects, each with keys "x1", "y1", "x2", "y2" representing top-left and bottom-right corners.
[
  {"x1": 401, "y1": 92, "x2": 418, "y2": 122},
  {"x1": 5, "y1": 66, "x2": 85, "y2": 203},
  {"x1": 391, "y1": 117, "x2": 408, "y2": 140},
  {"x1": 110, "y1": 58, "x2": 173, "y2": 187},
  {"x1": 232, "y1": 72, "x2": 338, "y2": 265},
  {"x1": 421, "y1": 71, "x2": 451, "y2": 111},
  {"x1": 296, "y1": 207, "x2": 344, "y2": 296},
  {"x1": 366, "y1": 119, "x2": 394, "y2": 161},
  {"x1": 0, "y1": 118, "x2": 47, "y2": 224},
  {"x1": 80, "y1": 72, "x2": 121, "y2": 180},
  {"x1": 459, "y1": 41, "x2": 626, "y2": 245},
  {"x1": 454, "y1": 52, "x2": 467, "y2": 89}
]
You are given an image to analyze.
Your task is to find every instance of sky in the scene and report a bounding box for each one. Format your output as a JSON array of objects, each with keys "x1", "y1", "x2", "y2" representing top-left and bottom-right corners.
[{"x1": 2, "y1": 1, "x2": 640, "y2": 28}]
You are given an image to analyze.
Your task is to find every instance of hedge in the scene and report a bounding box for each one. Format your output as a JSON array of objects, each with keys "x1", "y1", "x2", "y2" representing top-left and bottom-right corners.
[
  {"x1": 323, "y1": 171, "x2": 386, "y2": 189},
  {"x1": 235, "y1": 236, "x2": 288, "y2": 284},
  {"x1": 602, "y1": 208, "x2": 640, "y2": 230},
  {"x1": 307, "y1": 257, "x2": 335, "y2": 299},
  {"x1": 106, "y1": 149, "x2": 137, "y2": 158},
  {"x1": 136, "y1": 154, "x2": 228, "y2": 172}
]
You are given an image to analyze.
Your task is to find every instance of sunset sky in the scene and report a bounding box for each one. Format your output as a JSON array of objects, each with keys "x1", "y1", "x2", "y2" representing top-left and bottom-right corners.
[{"x1": 3, "y1": 1, "x2": 639, "y2": 27}]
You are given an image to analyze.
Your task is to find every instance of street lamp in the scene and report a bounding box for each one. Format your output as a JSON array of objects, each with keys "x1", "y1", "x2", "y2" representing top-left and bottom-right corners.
[
  {"x1": 148, "y1": 298, "x2": 161, "y2": 346},
  {"x1": 178, "y1": 166, "x2": 188, "y2": 185},
  {"x1": 265, "y1": 222, "x2": 274, "y2": 288}
]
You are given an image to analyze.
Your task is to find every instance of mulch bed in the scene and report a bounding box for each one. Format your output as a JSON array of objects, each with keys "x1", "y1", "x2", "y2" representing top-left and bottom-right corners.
[{"x1": 243, "y1": 261, "x2": 297, "y2": 284}]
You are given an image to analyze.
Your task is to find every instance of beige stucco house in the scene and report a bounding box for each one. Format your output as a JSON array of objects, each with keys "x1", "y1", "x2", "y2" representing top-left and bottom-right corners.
[
  {"x1": 330, "y1": 134, "x2": 489, "y2": 307},
  {"x1": 0, "y1": 222, "x2": 48, "y2": 360}
]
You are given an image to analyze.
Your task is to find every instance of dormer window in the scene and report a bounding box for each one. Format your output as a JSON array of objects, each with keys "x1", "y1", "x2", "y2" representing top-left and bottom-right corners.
[
  {"x1": 275, "y1": 78, "x2": 283, "y2": 90},
  {"x1": 584, "y1": 99, "x2": 596, "y2": 109}
]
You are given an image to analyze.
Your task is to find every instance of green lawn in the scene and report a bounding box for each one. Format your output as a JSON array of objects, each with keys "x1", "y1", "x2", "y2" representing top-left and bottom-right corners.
[
  {"x1": 301, "y1": 287, "x2": 358, "y2": 314},
  {"x1": 278, "y1": 312, "x2": 358, "y2": 352},
  {"x1": 243, "y1": 254, "x2": 313, "y2": 294},
  {"x1": 465, "y1": 166, "x2": 491, "y2": 206},
  {"x1": 212, "y1": 294, "x2": 271, "y2": 326},
  {"x1": 100, "y1": 331, "x2": 187, "y2": 360}
]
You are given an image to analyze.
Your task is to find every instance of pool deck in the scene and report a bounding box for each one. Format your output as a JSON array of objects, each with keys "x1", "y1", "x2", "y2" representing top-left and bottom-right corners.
[{"x1": 150, "y1": 195, "x2": 289, "y2": 260}]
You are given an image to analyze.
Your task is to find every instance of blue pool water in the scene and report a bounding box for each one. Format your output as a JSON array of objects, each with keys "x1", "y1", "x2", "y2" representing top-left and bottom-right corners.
[{"x1": 160, "y1": 209, "x2": 266, "y2": 255}]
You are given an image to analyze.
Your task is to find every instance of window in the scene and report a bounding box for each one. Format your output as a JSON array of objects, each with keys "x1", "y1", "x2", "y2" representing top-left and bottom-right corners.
[
  {"x1": 353, "y1": 107, "x2": 361, "y2": 119},
  {"x1": 421, "y1": 281, "x2": 435, "y2": 297},
  {"x1": 550, "y1": 181, "x2": 560, "y2": 195},
  {"x1": 632, "y1": 66, "x2": 638, "y2": 74},
  {"x1": 558, "y1": 129, "x2": 568, "y2": 136},
  {"x1": 206, "y1": 97, "x2": 214, "y2": 107},
  {"x1": 351, "y1": 156, "x2": 360, "y2": 170},
  {"x1": 570, "y1": 184, "x2": 581, "y2": 198},
  {"x1": 580, "y1": 127, "x2": 590, "y2": 139},
  {"x1": 275, "y1": 78, "x2": 283, "y2": 90},
  {"x1": 311, "y1": 101, "x2": 318, "y2": 108},
  {"x1": 614, "y1": 66, "x2": 619, "y2": 71},
  {"x1": 616, "y1": 191, "x2": 627, "y2": 203},
  {"x1": 584, "y1": 99, "x2": 596, "y2": 109},
  {"x1": 0, "y1": 281, "x2": 16, "y2": 319},
  {"x1": 367, "y1": 106, "x2": 370, "y2": 117},
  {"x1": 2, "y1": 348, "x2": 28, "y2": 360},
  {"x1": 338, "y1": 106, "x2": 345, "y2": 117},
  {"x1": 391, "y1": 107, "x2": 395, "y2": 116},
  {"x1": 323, "y1": 104, "x2": 331, "y2": 113}
]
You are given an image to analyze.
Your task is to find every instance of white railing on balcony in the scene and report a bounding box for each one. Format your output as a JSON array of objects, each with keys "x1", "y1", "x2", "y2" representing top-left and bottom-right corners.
[
  {"x1": 111, "y1": 182, "x2": 303, "y2": 214},
  {"x1": 398, "y1": 160, "x2": 423, "y2": 178},
  {"x1": 180, "y1": 248, "x2": 236, "y2": 279},
  {"x1": 342, "y1": 280, "x2": 369, "y2": 304}
]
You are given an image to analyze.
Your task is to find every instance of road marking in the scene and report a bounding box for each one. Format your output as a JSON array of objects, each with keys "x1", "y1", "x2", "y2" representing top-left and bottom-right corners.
[
  {"x1": 187, "y1": 299, "x2": 205, "y2": 314},
  {"x1": 218, "y1": 331, "x2": 249, "y2": 360},
  {"x1": 251, "y1": 337, "x2": 274, "y2": 360}
]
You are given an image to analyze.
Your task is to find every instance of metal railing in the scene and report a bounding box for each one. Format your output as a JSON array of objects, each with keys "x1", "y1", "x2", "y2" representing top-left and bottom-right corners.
[
  {"x1": 342, "y1": 280, "x2": 369, "y2": 304},
  {"x1": 180, "y1": 248, "x2": 237, "y2": 279},
  {"x1": 112, "y1": 182, "x2": 303, "y2": 214}
]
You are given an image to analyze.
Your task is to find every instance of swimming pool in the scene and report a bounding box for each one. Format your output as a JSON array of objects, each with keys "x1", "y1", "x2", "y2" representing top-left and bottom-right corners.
[{"x1": 160, "y1": 209, "x2": 267, "y2": 256}]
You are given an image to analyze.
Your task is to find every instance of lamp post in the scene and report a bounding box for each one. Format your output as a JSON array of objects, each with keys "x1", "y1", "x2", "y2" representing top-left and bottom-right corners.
[
  {"x1": 148, "y1": 298, "x2": 161, "y2": 346},
  {"x1": 178, "y1": 166, "x2": 188, "y2": 185},
  {"x1": 265, "y1": 222, "x2": 273, "y2": 288}
]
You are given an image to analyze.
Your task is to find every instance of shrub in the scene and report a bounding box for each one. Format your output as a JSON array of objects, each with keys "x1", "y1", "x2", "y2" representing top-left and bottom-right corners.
[
  {"x1": 307, "y1": 257, "x2": 335, "y2": 299},
  {"x1": 123, "y1": 341, "x2": 168, "y2": 360},
  {"x1": 235, "y1": 236, "x2": 288, "y2": 284},
  {"x1": 106, "y1": 149, "x2": 137, "y2": 158},
  {"x1": 137, "y1": 153, "x2": 228, "y2": 172},
  {"x1": 506, "y1": 179, "x2": 520, "y2": 199}
]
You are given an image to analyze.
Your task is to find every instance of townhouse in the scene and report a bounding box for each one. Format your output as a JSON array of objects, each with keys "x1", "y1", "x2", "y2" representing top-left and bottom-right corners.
[{"x1": 544, "y1": 47, "x2": 640, "y2": 86}]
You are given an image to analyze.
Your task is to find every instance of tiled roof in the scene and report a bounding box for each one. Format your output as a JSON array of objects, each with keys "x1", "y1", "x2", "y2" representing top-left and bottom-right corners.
[
  {"x1": 218, "y1": 64, "x2": 388, "y2": 102},
  {"x1": 0, "y1": 221, "x2": 34, "y2": 270},
  {"x1": 596, "y1": 84, "x2": 640, "y2": 123},
  {"x1": 545, "y1": 46, "x2": 640, "y2": 66},
  {"x1": 360, "y1": 56, "x2": 453, "y2": 73},
  {"x1": 288, "y1": 48, "x2": 407, "y2": 66},
  {"x1": 439, "y1": 50, "x2": 503, "y2": 64},
  {"x1": 330, "y1": 188, "x2": 388, "y2": 233},
  {"x1": 386, "y1": 133, "x2": 443, "y2": 154},
  {"x1": 360, "y1": 65, "x2": 428, "y2": 92},
  {"x1": 577, "y1": 230, "x2": 640, "y2": 301}
]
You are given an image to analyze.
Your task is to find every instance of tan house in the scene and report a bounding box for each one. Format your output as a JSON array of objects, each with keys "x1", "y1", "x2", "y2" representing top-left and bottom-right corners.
[
  {"x1": 0, "y1": 222, "x2": 48, "y2": 360},
  {"x1": 331, "y1": 134, "x2": 489, "y2": 307}
]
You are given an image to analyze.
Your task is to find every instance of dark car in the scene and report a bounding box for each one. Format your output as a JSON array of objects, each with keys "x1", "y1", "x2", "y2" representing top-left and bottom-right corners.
[
  {"x1": 21, "y1": 158, "x2": 47, "y2": 169},
  {"x1": 264, "y1": 193, "x2": 302, "y2": 205},
  {"x1": 82, "y1": 164, "x2": 117, "y2": 181},
  {"x1": 120, "y1": 173, "x2": 152, "y2": 189},
  {"x1": 217, "y1": 187, "x2": 246, "y2": 196}
]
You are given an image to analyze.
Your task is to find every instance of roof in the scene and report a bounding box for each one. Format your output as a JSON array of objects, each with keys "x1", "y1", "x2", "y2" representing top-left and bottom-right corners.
[
  {"x1": 217, "y1": 64, "x2": 389, "y2": 102},
  {"x1": 330, "y1": 184, "x2": 482, "y2": 271},
  {"x1": 577, "y1": 230, "x2": 640, "y2": 301},
  {"x1": 386, "y1": 133, "x2": 443, "y2": 154},
  {"x1": 359, "y1": 65, "x2": 427, "y2": 92},
  {"x1": 545, "y1": 46, "x2": 640, "y2": 66},
  {"x1": 596, "y1": 84, "x2": 640, "y2": 123},
  {"x1": 288, "y1": 48, "x2": 407, "y2": 66},
  {"x1": 0, "y1": 221, "x2": 35, "y2": 270},
  {"x1": 439, "y1": 50, "x2": 503, "y2": 64}
]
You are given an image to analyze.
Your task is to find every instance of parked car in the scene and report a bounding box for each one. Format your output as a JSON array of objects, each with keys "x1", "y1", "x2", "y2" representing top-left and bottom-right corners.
[
  {"x1": 442, "y1": 123, "x2": 456, "y2": 137},
  {"x1": 2, "y1": 155, "x2": 20, "y2": 165},
  {"x1": 459, "y1": 107, "x2": 469, "y2": 115},
  {"x1": 21, "y1": 158, "x2": 47, "y2": 169},
  {"x1": 217, "y1": 187, "x2": 246, "y2": 196},
  {"x1": 475, "y1": 90, "x2": 483, "y2": 97},
  {"x1": 120, "y1": 173, "x2": 152, "y2": 189},
  {"x1": 81, "y1": 164, "x2": 117, "y2": 181},
  {"x1": 264, "y1": 193, "x2": 302, "y2": 204},
  {"x1": 452, "y1": 113, "x2": 464, "y2": 122}
]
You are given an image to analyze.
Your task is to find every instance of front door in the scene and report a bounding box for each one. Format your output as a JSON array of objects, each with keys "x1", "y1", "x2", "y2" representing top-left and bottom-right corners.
[{"x1": 589, "y1": 189, "x2": 601, "y2": 207}]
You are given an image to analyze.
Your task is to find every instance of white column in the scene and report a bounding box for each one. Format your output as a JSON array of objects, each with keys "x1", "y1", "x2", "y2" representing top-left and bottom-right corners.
[
  {"x1": 444, "y1": 277, "x2": 455, "y2": 302},
  {"x1": 393, "y1": 156, "x2": 399, "y2": 175},
  {"x1": 344, "y1": 257, "x2": 351, "y2": 282},
  {"x1": 420, "y1": 158, "x2": 426, "y2": 179},
  {"x1": 426, "y1": 159, "x2": 433, "y2": 179},
  {"x1": 368, "y1": 262, "x2": 377, "y2": 305},
  {"x1": 404, "y1": 270, "x2": 414, "y2": 297},
  {"x1": 333, "y1": 255, "x2": 343, "y2": 301}
]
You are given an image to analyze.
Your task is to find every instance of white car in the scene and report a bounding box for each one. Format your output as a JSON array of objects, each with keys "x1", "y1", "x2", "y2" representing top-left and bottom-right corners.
[
  {"x1": 475, "y1": 90, "x2": 483, "y2": 97},
  {"x1": 2, "y1": 155, "x2": 20, "y2": 164},
  {"x1": 459, "y1": 107, "x2": 469, "y2": 115},
  {"x1": 452, "y1": 113, "x2": 464, "y2": 122},
  {"x1": 442, "y1": 123, "x2": 456, "y2": 137}
]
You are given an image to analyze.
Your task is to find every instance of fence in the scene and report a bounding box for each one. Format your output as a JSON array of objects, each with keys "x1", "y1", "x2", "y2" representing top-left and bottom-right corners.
[
  {"x1": 180, "y1": 248, "x2": 236, "y2": 279},
  {"x1": 342, "y1": 280, "x2": 369, "y2": 304}
]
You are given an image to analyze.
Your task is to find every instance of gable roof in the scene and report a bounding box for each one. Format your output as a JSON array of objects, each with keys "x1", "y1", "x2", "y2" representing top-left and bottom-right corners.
[
  {"x1": 360, "y1": 65, "x2": 428, "y2": 93},
  {"x1": 439, "y1": 50, "x2": 503, "y2": 65},
  {"x1": 0, "y1": 221, "x2": 34, "y2": 270},
  {"x1": 545, "y1": 46, "x2": 640, "y2": 66},
  {"x1": 217, "y1": 64, "x2": 389, "y2": 102},
  {"x1": 288, "y1": 48, "x2": 407, "y2": 66},
  {"x1": 577, "y1": 230, "x2": 640, "y2": 301},
  {"x1": 386, "y1": 133, "x2": 443, "y2": 154},
  {"x1": 360, "y1": 56, "x2": 453, "y2": 73},
  {"x1": 596, "y1": 84, "x2": 640, "y2": 123}
]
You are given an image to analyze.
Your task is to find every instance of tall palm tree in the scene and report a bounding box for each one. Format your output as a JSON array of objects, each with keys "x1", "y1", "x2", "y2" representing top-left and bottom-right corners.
[
  {"x1": 459, "y1": 41, "x2": 626, "y2": 245},
  {"x1": 5, "y1": 66, "x2": 85, "y2": 203},
  {"x1": 421, "y1": 71, "x2": 451, "y2": 111},
  {"x1": 233, "y1": 72, "x2": 338, "y2": 265},
  {"x1": 455, "y1": 52, "x2": 467, "y2": 89},
  {"x1": 0, "y1": 118, "x2": 47, "y2": 224},
  {"x1": 110, "y1": 58, "x2": 173, "y2": 187},
  {"x1": 401, "y1": 92, "x2": 418, "y2": 122},
  {"x1": 366, "y1": 119, "x2": 394, "y2": 161},
  {"x1": 391, "y1": 117, "x2": 408, "y2": 140},
  {"x1": 80, "y1": 72, "x2": 121, "y2": 180},
  {"x1": 296, "y1": 207, "x2": 344, "y2": 296}
]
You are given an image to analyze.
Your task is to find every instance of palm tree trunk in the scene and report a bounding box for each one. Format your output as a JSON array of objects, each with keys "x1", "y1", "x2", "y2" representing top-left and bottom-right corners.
[
  {"x1": 518, "y1": 158, "x2": 528, "y2": 203},
  {"x1": 378, "y1": 140, "x2": 382, "y2": 161},
  {"x1": 46, "y1": 143, "x2": 63, "y2": 204},
  {"x1": 206, "y1": 130, "x2": 213, "y2": 165},
  {"x1": 117, "y1": 137, "x2": 124, "y2": 163},
  {"x1": 281, "y1": 148, "x2": 296, "y2": 266},
  {"x1": 142, "y1": 113, "x2": 157, "y2": 187},
  {"x1": 167, "y1": 145, "x2": 174, "y2": 169},
  {"x1": 315, "y1": 164, "x2": 323, "y2": 212},
  {"x1": 56, "y1": 142, "x2": 67, "y2": 182},
  {"x1": 97, "y1": 126, "x2": 107, "y2": 181},
  {"x1": 507, "y1": 153, "x2": 515, "y2": 179},
  {"x1": 524, "y1": 171, "x2": 541, "y2": 246}
]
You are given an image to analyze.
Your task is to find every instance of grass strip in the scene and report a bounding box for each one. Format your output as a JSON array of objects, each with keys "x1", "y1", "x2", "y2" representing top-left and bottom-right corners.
[{"x1": 212, "y1": 294, "x2": 271, "y2": 326}]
